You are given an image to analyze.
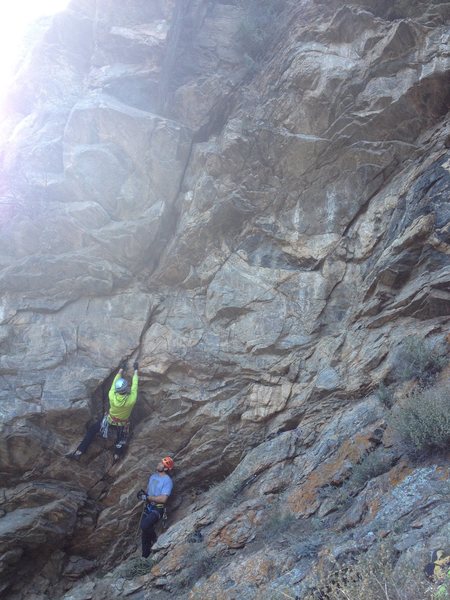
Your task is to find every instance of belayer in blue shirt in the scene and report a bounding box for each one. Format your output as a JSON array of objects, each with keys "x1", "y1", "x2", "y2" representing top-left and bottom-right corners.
[{"x1": 137, "y1": 456, "x2": 174, "y2": 557}]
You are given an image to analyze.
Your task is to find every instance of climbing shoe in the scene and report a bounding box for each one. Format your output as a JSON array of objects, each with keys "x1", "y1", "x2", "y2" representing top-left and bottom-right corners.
[{"x1": 66, "y1": 450, "x2": 82, "y2": 461}]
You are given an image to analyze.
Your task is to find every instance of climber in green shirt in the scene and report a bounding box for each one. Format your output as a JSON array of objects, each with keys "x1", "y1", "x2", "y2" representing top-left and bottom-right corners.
[
  {"x1": 108, "y1": 366, "x2": 139, "y2": 422},
  {"x1": 67, "y1": 359, "x2": 139, "y2": 462}
]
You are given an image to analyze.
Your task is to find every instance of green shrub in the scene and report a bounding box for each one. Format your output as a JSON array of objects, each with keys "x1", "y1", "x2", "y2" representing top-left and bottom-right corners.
[
  {"x1": 318, "y1": 449, "x2": 392, "y2": 513},
  {"x1": 393, "y1": 335, "x2": 446, "y2": 384},
  {"x1": 321, "y1": 483, "x2": 352, "y2": 512},
  {"x1": 389, "y1": 381, "x2": 450, "y2": 452},
  {"x1": 236, "y1": 0, "x2": 285, "y2": 61},
  {"x1": 376, "y1": 382, "x2": 394, "y2": 409},
  {"x1": 348, "y1": 447, "x2": 393, "y2": 490}
]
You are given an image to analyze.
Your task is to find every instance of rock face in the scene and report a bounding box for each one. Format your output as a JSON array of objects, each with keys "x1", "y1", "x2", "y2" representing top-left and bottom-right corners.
[{"x1": 0, "y1": 0, "x2": 449, "y2": 598}]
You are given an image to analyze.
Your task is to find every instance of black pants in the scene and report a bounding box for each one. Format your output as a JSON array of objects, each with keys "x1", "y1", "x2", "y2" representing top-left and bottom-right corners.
[
  {"x1": 140, "y1": 508, "x2": 162, "y2": 558},
  {"x1": 77, "y1": 419, "x2": 127, "y2": 457}
]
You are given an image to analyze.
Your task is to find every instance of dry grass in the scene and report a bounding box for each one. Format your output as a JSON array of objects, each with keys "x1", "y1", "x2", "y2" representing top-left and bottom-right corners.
[
  {"x1": 259, "y1": 508, "x2": 297, "y2": 543},
  {"x1": 303, "y1": 544, "x2": 433, "y2": 600},
  {"x1": 209, "y1": 478, "x2": 240, "y2": 510},
  {"x1": 181, "y1": 542, "x2": 217, "y2": 588}
]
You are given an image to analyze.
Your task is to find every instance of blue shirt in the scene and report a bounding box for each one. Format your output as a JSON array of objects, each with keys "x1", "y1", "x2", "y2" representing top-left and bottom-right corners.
[{"x1": 146, "y1": 473, "x2": 173, "y2": 498}]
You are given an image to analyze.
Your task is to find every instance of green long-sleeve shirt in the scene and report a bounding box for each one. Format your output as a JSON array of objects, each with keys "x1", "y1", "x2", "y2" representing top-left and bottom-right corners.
[{"x1": 107, "y1": 371, "x2": 138, "y2": 422}]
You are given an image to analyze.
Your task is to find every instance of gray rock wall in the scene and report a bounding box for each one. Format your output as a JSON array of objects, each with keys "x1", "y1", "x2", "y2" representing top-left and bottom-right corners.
[{"x1": 0, "y1": 0, "x2": 449, "y2": 598}]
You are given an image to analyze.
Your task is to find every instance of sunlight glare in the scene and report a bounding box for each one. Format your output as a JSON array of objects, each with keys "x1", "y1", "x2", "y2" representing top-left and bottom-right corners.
[{"x1": 0, "y1": 0, "x2": 70, "y2": 100}]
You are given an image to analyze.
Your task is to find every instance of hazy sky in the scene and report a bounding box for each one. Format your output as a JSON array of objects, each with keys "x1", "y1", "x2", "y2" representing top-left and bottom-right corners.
[{"x1": 0, "y1": 0, "x2": 70, "y2": 96}]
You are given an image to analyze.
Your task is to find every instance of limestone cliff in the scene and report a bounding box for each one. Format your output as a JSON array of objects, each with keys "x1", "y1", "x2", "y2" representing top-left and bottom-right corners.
[{"x1": 0, "y1": 1, "x2": 449, "y2": 599}]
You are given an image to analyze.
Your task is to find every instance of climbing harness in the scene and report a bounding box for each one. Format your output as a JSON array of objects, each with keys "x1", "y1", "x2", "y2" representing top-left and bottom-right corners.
[
  {"x1": 146, "y1": 502, "x2": 165, "y2": 518},
  {"x1": 101, "y1": 414, "x2": 131, "y2": 451},
  {"x1": 135, "y1": 496, "x2": 167, "y2": 538}
]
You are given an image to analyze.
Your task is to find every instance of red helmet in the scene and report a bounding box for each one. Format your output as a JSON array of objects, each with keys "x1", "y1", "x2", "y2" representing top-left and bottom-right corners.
[{"x1": 162, "y1": 456, "x2": 174, "y2": 470}]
